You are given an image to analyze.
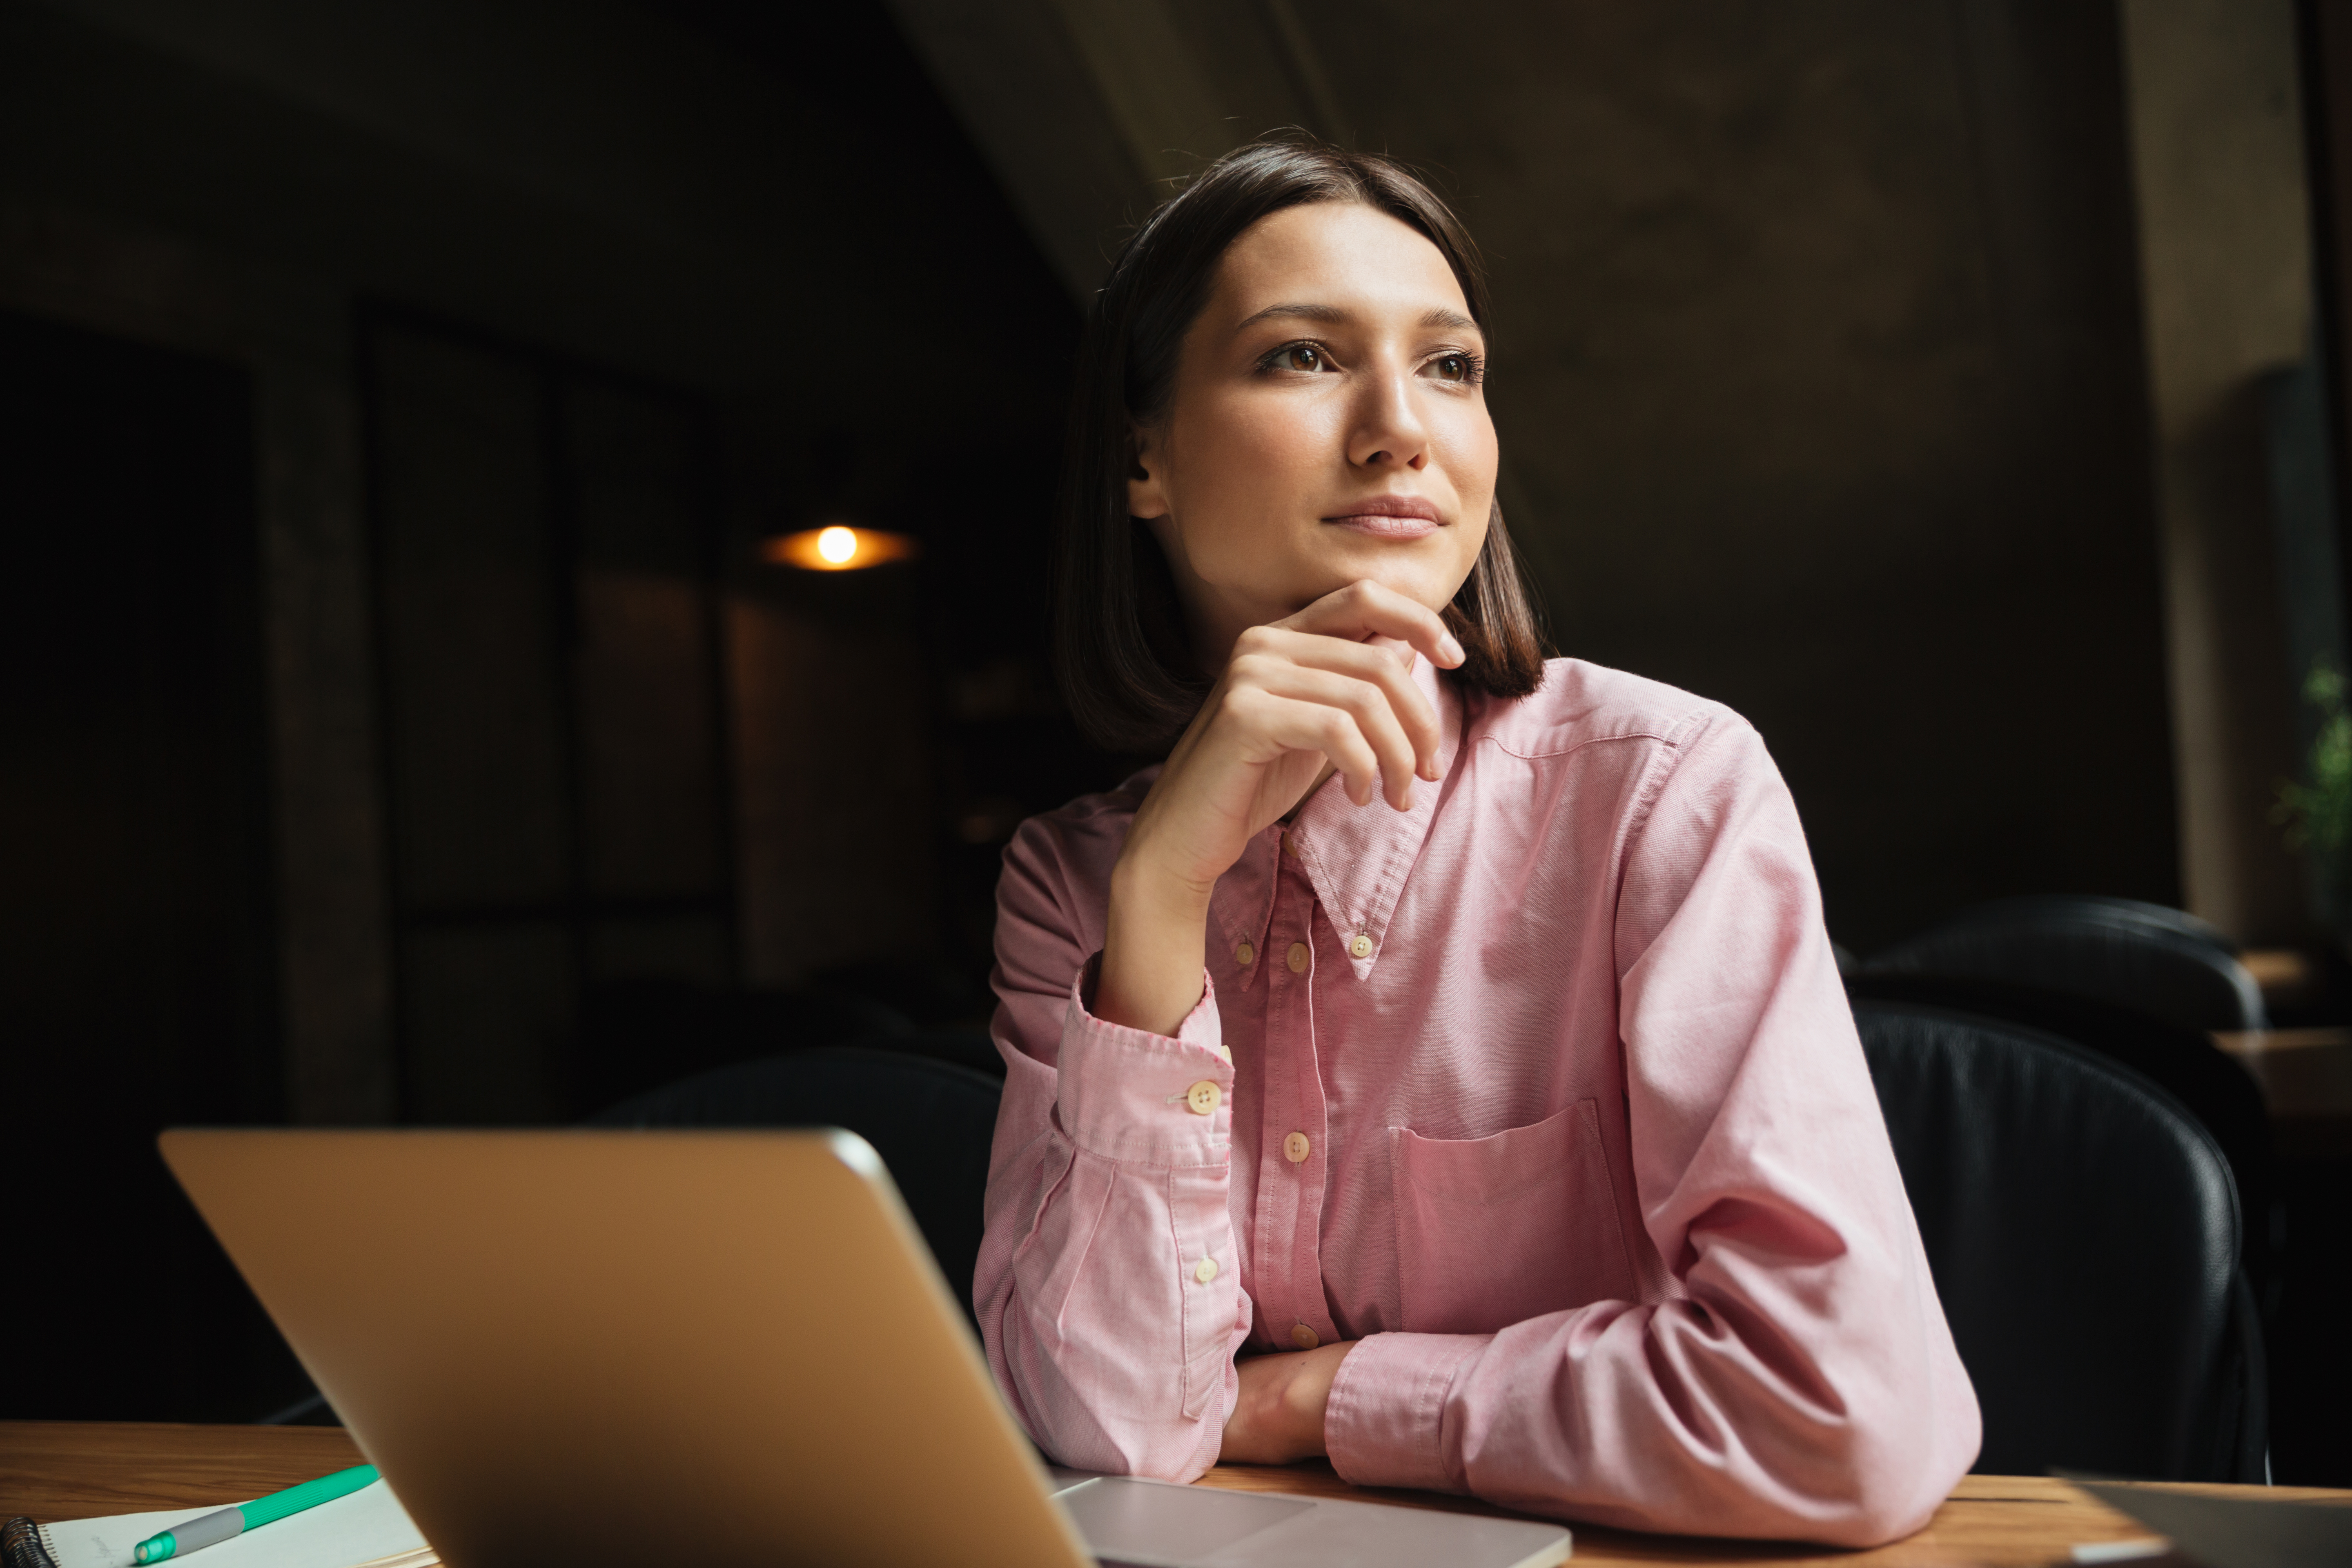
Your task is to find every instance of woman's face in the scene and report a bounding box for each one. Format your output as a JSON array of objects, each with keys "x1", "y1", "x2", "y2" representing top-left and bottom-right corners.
[{"x1": 1130, "y1": 200, "x2": 1498, "y2": 663}]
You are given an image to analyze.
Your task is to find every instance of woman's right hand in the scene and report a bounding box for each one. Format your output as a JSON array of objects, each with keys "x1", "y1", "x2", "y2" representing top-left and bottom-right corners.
[{"x1": 1094, "y1": 579, "x2": 1465, "y2": 1035}]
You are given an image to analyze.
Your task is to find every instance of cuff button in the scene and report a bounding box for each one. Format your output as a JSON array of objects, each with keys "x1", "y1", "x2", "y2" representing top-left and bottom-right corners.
[{"x1": 1185, "y1": 1080, "x2": 1221, "y2": 1115}]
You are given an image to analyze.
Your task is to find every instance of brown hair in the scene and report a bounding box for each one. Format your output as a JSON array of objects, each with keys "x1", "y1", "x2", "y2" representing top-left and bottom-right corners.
[{"x1": 1052, "y1": 133, "x2": 1550, "y2": 755}]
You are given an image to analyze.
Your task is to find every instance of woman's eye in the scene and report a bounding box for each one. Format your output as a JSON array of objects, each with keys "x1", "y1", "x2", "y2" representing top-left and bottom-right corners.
[
  {"x1": 1433, "y1": 353, "x2": 1470, "y2": 381},
  {"x1": 1282, "y1": 343, "x2": 1323, "y2": 372}
]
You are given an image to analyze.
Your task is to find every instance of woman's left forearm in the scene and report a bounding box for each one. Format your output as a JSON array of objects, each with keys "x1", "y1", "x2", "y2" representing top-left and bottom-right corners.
[{"x1": 1218, "y1": 1341, "x2": 1357, "y2": 1464}]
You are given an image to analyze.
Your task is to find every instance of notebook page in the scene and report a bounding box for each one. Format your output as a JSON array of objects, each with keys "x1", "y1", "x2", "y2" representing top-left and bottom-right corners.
[{"x1": 37, "y1": 1481, "x2": 431, "y2": 1568}]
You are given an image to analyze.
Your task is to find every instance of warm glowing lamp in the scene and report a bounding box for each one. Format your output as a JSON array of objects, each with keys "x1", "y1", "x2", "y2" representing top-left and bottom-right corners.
[{"x1": 764, "y1": 524, "x2": 921, "y2": 571}]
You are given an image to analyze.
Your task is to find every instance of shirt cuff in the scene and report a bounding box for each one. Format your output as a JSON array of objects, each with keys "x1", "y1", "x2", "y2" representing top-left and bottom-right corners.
[
  {"x1": 1054, "y1": 955, "x2": 1232, "y2": 1166},
  {"x1": 1323, "y1": 1331, "x2": 1491, "y2": 1493}
]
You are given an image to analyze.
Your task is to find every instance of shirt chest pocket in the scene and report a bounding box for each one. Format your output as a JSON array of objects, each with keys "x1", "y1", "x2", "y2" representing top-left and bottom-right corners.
[{"x1": 1389, "y1": 1100, "x2": 1639, "y2": 1335}]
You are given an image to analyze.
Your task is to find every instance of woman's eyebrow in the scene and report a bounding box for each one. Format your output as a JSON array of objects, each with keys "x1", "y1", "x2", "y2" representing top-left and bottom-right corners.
[
  {"x1": 1233, "y1": 301, "x2": 1348, "y2": 330},
  {"x1": 1231, "y1": 301, "x2": 1483, "y2": 334}
]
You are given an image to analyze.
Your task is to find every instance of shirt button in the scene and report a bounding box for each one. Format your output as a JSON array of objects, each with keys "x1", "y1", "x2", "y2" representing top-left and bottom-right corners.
[
  {"x1": 1287, "y1": 942, "x2": 1310, "y2": 973},
  {"x1": 1185, "y1": 1080, "x2": 1221, "y2": 1115},
  {"x1": 1235, "y1": 940, "x2": 1255, "y2": 966},
  {"x1": 1194, "y1": 1256, "x2": 1220, "y2": 1285},
  {"x1": 1348, "y1": 933, "x2": 1374, "y2": 959},
  {"x1": 1283, "y1": 1131, "x2": 1310, "y2": 1163},
  {"x1": 1291, "y1": 1324, "x2": 1320, "y2": 1351}
]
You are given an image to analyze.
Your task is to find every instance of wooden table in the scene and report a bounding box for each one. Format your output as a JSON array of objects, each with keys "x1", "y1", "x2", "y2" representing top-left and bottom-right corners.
[{"x1": 6, "y1": 1422, "x2": 2350, "y2": 1567}]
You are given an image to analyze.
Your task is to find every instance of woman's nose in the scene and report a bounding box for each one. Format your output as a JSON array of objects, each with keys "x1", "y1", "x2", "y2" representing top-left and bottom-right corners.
[{"x1": 1347, "y1": 369, "x2": 1430, "y2": 471}]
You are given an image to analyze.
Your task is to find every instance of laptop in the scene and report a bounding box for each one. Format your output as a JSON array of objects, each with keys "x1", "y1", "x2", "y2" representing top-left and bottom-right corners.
[{"x1": 160, "y1": 1127, "x2": 1571, "y2": 1568}]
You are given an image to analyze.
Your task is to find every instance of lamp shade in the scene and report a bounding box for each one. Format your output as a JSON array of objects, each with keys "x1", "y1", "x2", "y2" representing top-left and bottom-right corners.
[{"x1": 764, "y1": 525, "x2": 920, "y2": 571}]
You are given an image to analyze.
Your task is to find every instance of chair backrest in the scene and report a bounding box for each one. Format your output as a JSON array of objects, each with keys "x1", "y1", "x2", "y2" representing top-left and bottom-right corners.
[
  {"x1": 588, "y1": 1047, "x2": 1004, "y2": 1322},
  {"x1": 1845, "y1": 972, "x2": 2276, "y2": 1276},
  {"x1": 1864, "y1": 895, "x2": 2267, "y2": 1031},
  {"x1": 1855, "y1": 1002, "x2": 2261, "y2": 1479}
]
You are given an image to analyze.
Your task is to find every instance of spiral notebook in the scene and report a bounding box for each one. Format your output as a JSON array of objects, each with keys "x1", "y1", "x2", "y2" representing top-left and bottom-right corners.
[{"x1": 1, "y1": 1480, "x2": 433, "y2": 1568}]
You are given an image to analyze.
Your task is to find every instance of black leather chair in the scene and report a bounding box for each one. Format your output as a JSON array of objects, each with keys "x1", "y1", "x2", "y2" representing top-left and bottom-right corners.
[
  {"x1": 1847, "y1": 971, "x2": 2279, "y2": 1311},
  {"x1": 1864, "y1": 896, "x2": 2267, "y2": 1031},
  {"x1": 587, "y1": 1046, "x2": 1004, "y2": 1323},
  {"x1": 1855, "y1": 1002, "x2": 2266, "y2": 1481}
]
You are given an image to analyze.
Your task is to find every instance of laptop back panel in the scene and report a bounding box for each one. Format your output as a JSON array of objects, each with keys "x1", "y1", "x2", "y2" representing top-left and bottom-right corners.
[{"x1": 159, "y1": 1127, "x2": 1092, "y2": 1568}]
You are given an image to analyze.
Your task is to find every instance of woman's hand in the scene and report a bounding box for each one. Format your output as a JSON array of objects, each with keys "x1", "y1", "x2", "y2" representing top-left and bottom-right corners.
[
  {"x1": 1219, "y1": 1341, "x2": 1358, "y2": 1464},
  {"x1": 1096, "y1": 580, "x2": 1463, "y2": 1035}
]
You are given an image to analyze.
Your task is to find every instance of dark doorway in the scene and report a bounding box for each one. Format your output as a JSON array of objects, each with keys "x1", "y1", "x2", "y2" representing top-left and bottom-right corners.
[
  {"x1": 360, "y1": 310, "x2": 738, "y2": 1124},
  {"x1": 0, "y1": 308, "x2": 302, "y2": 1420}
]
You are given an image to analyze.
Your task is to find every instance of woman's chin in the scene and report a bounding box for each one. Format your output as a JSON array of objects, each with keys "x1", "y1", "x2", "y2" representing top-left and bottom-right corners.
[
  {"x1": 1303, "y1": 541, "x2": 1476, "y2": 613},
  {"x1": 1269, "y1": 572, "x2": 1463, "y2": 626}
]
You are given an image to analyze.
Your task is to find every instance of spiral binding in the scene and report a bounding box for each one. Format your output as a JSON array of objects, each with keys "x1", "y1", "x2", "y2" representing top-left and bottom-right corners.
[{"x1": 0, "y1": 1515, "x2": 60, "y2": 1568}]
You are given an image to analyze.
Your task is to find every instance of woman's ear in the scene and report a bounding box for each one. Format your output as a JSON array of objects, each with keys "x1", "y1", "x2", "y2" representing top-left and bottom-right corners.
[{"x1": 1127, "y1": 425, "x2": 1172, "y2": 520}]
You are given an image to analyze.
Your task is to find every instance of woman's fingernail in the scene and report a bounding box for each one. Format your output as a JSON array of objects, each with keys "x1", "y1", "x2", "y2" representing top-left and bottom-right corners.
[{"x1": 1441, "y1": 635, "x2": 1465, "y2": 663}]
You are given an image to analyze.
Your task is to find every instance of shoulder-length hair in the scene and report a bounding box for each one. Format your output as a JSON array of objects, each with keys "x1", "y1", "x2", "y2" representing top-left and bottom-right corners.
[{"x1": 1053, "y1": 133, "x2": 1549, "y2": 757}]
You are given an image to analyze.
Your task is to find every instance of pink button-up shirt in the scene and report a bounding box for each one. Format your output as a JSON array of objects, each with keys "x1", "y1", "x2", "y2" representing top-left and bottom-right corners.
[{"x1": 978, "y1": 657, "x2": 1979, "y2": 1544}]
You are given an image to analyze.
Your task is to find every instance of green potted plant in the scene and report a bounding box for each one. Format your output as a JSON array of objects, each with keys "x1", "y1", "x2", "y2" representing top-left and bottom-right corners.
[{"x1": 2276, "y1": 659, "x2": 2352, "y2": 930}]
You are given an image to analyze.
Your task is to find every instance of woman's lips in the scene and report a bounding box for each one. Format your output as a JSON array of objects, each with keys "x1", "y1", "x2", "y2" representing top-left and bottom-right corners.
[{"x1": 1323, "y1": 497, "x2": 1443, "y2": 540}]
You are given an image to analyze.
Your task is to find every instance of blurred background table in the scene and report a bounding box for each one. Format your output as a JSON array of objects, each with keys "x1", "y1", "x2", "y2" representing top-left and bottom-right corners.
[{"x1": 2215, "y1": 1025, "x2": 2352, "y2": 1158}]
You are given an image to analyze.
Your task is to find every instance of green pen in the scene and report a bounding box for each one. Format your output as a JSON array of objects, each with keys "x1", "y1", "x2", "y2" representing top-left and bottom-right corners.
[{"x1": 131, "y1": 1463, "x2": 379, "y2": 1564}]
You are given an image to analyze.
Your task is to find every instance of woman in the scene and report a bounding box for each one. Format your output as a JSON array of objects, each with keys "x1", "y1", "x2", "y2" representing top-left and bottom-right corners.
[{"x1": 976, "y1": 136, "x2": 1978, "y2": 1544}]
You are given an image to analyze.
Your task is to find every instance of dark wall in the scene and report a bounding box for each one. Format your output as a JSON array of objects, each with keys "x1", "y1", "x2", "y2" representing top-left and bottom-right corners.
[
  {"x1": 663, "y1": 0, "x2": 1100, "y2": 992},
  {"x1": 1301, "y1": 0, "x2": 2177, "y2": 950},
  {"x1": 0, "y1": 308, "x2": 305, "y2": 1419},
  {"x1": 0, "y1": 0, "x2": 1095, "y2": 1416}
]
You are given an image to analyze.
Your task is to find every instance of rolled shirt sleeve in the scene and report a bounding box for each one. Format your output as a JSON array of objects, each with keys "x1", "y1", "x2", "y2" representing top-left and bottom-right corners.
[
  {"x1": 1319, "y1": 713, "x2": 1980, "y2": 1545},
  {"x1": 973, "y1": 816, "x2": 1254, "y2": 1481}
]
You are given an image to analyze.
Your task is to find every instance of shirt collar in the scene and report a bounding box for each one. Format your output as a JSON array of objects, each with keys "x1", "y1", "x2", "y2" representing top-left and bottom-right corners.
[{"x1": 1211, "y1": 654, "x2": 1463, "y2": 984}]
